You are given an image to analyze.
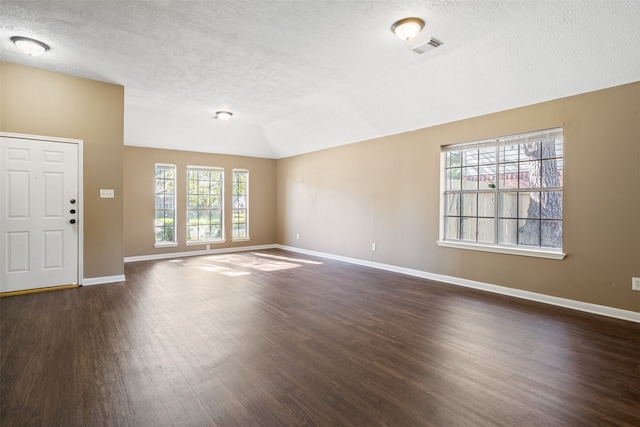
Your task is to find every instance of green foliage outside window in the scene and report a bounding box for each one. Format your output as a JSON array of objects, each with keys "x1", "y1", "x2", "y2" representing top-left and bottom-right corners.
[
  {"x1": 155, "y1": 164, "x2": 176, "y2": 244},
  {"x1": 187, "y1": 168, "x2": 223, "y2": 242},
  {"x1": 232, "y1": 170, "x2": 249, "y2": 240}
]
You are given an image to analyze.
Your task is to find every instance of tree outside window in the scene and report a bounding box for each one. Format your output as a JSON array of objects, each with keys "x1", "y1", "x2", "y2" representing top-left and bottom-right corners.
[
  {"x1": 442, "y1": 128, "x2": 563, "y2": 253},
  {"x1": 155, "y1": 164, "x2": 176, "y2": 245},
  {"x1": 232, "y1": 169, "x2": 249, "y2": 240},
  {"x1": 186, "y1": 167, "x2": 223, "y2": 242}
]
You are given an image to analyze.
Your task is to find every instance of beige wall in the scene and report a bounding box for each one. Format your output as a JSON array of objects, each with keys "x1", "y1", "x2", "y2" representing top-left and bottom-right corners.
[
  {"x1": 0, "y1": 62, "x2": 124, "y2": 280},
  {"x1": 276, "y1": 82, "x2": 640, "y2": 312},
  {"x1": 123, "y1": 146, "x2": 276, "y2": 257},
  {"x1": 3, "y1": 61, "x2": 636, "y2": 313}
]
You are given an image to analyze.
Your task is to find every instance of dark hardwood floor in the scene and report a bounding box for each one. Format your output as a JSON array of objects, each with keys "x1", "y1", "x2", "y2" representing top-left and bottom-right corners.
[{"x1": 1, "y1": 249, "x2": 639, "y2": 426}]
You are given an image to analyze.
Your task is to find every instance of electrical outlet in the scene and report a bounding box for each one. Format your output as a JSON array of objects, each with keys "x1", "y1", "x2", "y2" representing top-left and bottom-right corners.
[
  {"x1": 371, "y1": 243, "x2": 376, "y2": 251},
  {"x1": 632, "y1": 277, "x2": 640, "y2": 291},
  {"x1": 296, "y1": 233, "x2": 300, "y2": 240}
]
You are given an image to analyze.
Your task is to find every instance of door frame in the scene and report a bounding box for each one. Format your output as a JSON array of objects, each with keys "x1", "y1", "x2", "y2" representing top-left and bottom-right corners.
[{"x1": 0, "y1": 131, "x2": 84, "y2": 287}]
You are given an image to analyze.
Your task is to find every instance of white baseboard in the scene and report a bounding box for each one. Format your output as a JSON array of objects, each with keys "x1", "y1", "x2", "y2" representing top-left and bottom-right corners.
[
  {"x1": 277, "y1": 245, "x2": 640, "y2": 323},
  {"x1": 124, "y1": 244, "x2": 278, "y2": 263},
  {"x1": 82, "y1": 275, "x2": 126, "y2": 286}
]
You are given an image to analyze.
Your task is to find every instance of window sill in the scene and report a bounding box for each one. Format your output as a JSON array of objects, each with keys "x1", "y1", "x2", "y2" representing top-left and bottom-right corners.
[
  {"x1": 232, "y1": 237, "x2": 251, "y2": 242},
  {"x1": 154, "y1": 242, "x2": 178, "y2": 249},
  {"x1": 437, "y1": 240, "x2": 565, "y2": 260},
  {"x1": 185, "y1": 239, "x2": 226, "y2": 246}
]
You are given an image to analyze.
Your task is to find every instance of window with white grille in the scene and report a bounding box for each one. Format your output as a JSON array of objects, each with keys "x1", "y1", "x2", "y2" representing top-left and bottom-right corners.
[
  {"x1": 154, "y1": 164, "x2": 176, "y2": 246},
  {"x1": 186, "y1": 166, "x2": 224, "y2": 243},
  {"x1": 439, "y1": 128, "x2": 564, "y2": 259},
  {"x1": 232, "y1": 169, "x2": 249, "y2": 241}
]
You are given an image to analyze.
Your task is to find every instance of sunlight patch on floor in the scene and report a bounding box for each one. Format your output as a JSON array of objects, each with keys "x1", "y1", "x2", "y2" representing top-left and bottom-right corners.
[
  {"x1": 254, "y1": 252, "x2": 323, "y2": 265},
  {"x1": 204, "y1": 253, "x2": 308, "y2": 272},
  {"x1": 220, "y1": 271, "x2": 251, "y2": 277}
]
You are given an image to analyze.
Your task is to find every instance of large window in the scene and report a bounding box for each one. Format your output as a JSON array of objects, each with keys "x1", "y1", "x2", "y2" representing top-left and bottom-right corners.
[
  {"x1": 440, "y1": 128, "x2": 564, "y2": 259},
  {"x1": 186, "y1": 167, "x2": 224, "y2": 243},
  {"x1": 154, "y1": 164, "x2": 176, "y2": 246},
  {"x1": 232, "y1": 169, "x2": 249, "y2": 241}
]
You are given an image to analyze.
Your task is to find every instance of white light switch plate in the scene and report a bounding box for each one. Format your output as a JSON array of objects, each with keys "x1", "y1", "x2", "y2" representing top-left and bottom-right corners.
[{"x1": 100, "y1": 189, "x2": 115, "y2": 198}]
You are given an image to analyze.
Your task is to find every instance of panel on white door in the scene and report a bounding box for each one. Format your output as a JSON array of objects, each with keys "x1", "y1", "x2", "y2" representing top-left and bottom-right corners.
[
  {"x1": 7, "y1": 147, "x2": 29, "y2": 162},
  {"x1": 43, "y1": 150, "x2": 64, "y2": 164},
  {"x1": 8, "y1": 171, "x2": 30, "y2": 218},
  {"x1": 43, "y1": 172, "x2": 64, "y2": 217},
  {"x1": 7, "y1": 232, "x2": 29, "y2": 272},
  {"x1": 43, "y1": 230, "x2": 64, "y2": 269},
  {"x1": 1, "y1": 136, "x2": 79, "y2": 293}
]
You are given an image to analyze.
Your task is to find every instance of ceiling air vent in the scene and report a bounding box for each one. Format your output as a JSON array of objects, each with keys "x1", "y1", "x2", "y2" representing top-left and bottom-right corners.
[{"x1": 410, "y1": 37, "x2": 443, "y2": 55}]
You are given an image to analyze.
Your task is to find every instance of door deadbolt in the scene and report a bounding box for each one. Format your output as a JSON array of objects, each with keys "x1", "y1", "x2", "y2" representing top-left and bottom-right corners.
[
  {"x1": 70, "y1": 219, "x2": 76, "y2": 224},
  {"x1": 70, "y1": 209, "x2": 76, "y2": 214},
  {"x1": 70, "y1": 199, "x2": 76, "y2": 204}
]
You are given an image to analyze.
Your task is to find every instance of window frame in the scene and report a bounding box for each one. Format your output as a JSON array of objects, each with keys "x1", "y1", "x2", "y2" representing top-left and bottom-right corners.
[
  {"x1": 438, "y1": 128, "x2": 566, "y2": 260},
  {"x1": 185, "y1": 165, "x2": 225, "y2": 245},
  {"x1": 154, "y1": 163, "x2": 177, "y2": 248},
  {"x1": 231, "y1": 169, "x2": 250, "y2": 242}
]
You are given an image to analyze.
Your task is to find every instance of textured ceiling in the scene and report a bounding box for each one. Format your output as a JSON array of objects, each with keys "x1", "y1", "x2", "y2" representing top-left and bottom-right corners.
[{"x1": 1, "y1": 1, "x2": 639, "y2": 159}]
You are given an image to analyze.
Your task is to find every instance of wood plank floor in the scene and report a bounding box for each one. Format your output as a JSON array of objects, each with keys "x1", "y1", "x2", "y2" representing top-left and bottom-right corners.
[{"x1": 1, "y1": 249, "x2": 639, "y2": 426}]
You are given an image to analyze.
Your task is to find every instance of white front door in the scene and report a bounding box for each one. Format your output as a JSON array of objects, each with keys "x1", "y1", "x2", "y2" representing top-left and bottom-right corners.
[{"x1": 1, "y1": 135, "x2": 80, "y2": 293}]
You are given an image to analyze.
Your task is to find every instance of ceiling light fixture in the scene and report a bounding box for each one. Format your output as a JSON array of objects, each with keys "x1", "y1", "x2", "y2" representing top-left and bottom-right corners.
[
  {"x1": 215, "y1": 111, "x2": 233, "y2": 120},
  {"x1": 391, "y1": 17, "x2": 425, "y2": 41},
  {"x1": 11, "y1": 36, "x2": 49, "y2": 56}
]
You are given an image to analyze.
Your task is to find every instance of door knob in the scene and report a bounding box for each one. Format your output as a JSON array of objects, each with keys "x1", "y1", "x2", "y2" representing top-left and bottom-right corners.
[
  {"x1": 70, "y1": 199, "x2": 76, "y2": 204},
  {"x1": 70, "y1": 219, "x2": 76, "y2": 224},
  {"x1": 70, "y1": 209, "x2": 76, "y2": 214}
]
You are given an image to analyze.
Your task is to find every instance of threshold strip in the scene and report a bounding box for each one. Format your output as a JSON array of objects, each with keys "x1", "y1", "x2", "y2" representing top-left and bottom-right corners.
[{"x1": 0, "y1": 283, "x2": 79, "y2": 298}]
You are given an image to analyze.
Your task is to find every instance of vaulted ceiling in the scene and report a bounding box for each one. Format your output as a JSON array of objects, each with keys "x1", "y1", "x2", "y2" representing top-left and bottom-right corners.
[{"x1": 2, "y1": 1, "x2": 639, "y2": 159}]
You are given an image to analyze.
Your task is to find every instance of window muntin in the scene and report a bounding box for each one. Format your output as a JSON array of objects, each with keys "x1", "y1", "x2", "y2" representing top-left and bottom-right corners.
[
  {"x1": 154, "y1": 164, "x2": 176, "y2": 246},
  {"x1": 442, "y1": 128, "x2": 563, "y2": 255},
  {"x1": 232, "y1": 169, "x2": 249, "y2": 241},
  {"x1": 186, "y1": 166, "x2": 224, "y2": 243}
]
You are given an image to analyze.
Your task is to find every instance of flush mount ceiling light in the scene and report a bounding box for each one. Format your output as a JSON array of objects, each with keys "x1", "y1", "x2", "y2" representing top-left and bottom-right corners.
[
  {"x1": 11, "y1": 36, "x2": 49, "y2": 56},
  {"x1": 391, "y1": 17, "x2": 425, "y2": 41},
  {"x1": 215, "y1": 111, "x2": 233, "y2": 120}
]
